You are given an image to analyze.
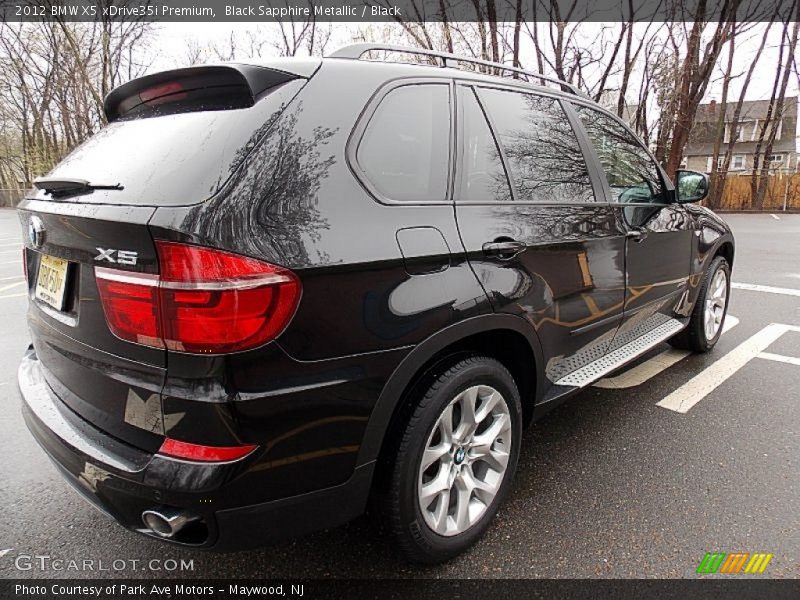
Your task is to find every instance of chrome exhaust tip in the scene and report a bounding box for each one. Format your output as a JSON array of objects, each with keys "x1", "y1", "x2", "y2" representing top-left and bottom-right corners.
[{"x1": 142, "y1": 507, "x2": 199, "y2": 539}]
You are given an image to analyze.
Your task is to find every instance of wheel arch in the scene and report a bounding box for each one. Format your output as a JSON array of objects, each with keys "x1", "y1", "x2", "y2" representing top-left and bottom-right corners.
[
  {"x1": 715, "y1": 239, "x2": 734, "y2": 268},
  {"x1": 357, "y1": 314, "x2": 544, "y2": 481}
]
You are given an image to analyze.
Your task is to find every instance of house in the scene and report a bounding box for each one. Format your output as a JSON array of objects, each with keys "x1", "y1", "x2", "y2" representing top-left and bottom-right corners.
[{"x1": 682, "y1": 96, "x2": 798, "y2": 174}]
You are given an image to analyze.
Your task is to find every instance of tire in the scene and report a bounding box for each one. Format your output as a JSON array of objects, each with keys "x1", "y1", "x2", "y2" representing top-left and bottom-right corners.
[
  {"x1": 383, "y1": 355, "x2": 522, "y2": 564},
  {"x1": 670, "y1": 256, "x2": 731, "y2": 353}
]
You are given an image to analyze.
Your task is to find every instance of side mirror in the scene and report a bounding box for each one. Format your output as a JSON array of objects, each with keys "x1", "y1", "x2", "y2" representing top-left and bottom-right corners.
[{"x1": 675, "y1": 170, "x2": 709, "y2": 204}]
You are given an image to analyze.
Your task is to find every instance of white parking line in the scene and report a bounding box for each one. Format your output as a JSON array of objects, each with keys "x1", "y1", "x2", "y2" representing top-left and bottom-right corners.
[
  {"x1": 731, "y1": 282, "x2": 800, "y2": 297},
  {"x1": 657, "y1": 323, "x2": 800, "y2": 413},
  {"x1": 758, "y1": 352, "x2": 800, "y2": 367},
  {"x1": 594, "y1": 315, "x2": 739, "y2": 389},
  {"x1": 0, "y1": 292, "x2": 26, "y2": 300},
  {"x1": 0, "y1": 242, "x2": 21, "y2": 248},
  {"x1": 770, "y1": 213, "x2": 780, "y2": 220},
  {"x1": 0, "y1": 280, "x2": 25, "y2": 293},
  {"x1": 0, "y1": 275, "x2": 22, "y2": 282}
]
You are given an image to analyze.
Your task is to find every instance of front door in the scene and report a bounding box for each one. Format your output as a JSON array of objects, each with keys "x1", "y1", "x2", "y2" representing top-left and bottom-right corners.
[{"x1": 571, "y1": 104, "x2": 693, "y2": 347}]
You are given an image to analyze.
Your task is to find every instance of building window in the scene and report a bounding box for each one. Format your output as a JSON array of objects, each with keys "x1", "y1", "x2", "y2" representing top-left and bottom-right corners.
[
  {"x1": 766, "y1": 154, "x2": 784, "y2": 167},
  {"x1": 716, "y1": 156, "x2": 725, "y2": 169},
  {"x1": 731, "y1": 155, "x2": 745, "y2": 170},
  {"x1": 724, "y1": 123, "x2": 747, "y2": 144}
]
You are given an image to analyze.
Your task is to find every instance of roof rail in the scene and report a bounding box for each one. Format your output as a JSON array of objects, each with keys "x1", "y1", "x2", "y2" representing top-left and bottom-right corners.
[{"x1": 327, "y1": 43, "x2": 587, "y2": 97}]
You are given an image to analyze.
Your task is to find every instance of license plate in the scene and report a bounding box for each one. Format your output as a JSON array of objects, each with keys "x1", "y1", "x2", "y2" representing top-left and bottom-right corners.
[{"x1": 35, "y1": 254, "x2": 69, "y2": 311}]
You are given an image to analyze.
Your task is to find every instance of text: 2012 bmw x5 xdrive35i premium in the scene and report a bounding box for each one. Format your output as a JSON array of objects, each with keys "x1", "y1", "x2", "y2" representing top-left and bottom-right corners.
[{"x1": 17, "y1": 44, "x2": 733, "y2": 563}]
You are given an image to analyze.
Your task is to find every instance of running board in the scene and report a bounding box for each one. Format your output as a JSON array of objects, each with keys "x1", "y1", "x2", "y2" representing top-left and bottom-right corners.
[{"x1": 554, "y1": 318, "x2": 685, "y2": 388}]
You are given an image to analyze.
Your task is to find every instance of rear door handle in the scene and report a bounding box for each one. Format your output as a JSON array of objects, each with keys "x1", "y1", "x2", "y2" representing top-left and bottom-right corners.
[
  {"x1": 626, "y1": 229, "x2": 648, "y2": 243},
  {"x1": 482, "y1": 240, "x2": 526, "y2": 259}
]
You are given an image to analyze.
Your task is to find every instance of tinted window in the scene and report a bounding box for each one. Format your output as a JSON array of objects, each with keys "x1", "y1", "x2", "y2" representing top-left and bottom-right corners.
[
  {"x1": 457, "y1": 87, "x2": 512, "y2": 202},
  {"x1": 357, "y1": 84, "x2": 449, "y2": 202},
  {"x1": 477, "y1": 88, "x2": 594, "y2": 203},
  {"x1": 576, "y1": 106, "x2": 666, "y2": 204},
  {"x1": 37, "y1": 80, "x2": 304, "y2": 206}
]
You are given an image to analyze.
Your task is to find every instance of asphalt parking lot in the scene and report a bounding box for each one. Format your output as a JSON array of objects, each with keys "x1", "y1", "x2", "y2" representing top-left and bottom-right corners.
[{"x1": 0, "y1": 209, "x2": 797, "y2": 579}]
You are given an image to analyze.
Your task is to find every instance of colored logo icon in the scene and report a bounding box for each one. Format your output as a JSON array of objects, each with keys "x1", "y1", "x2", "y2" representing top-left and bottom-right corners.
[{"x1": 696, "y1": 552, "x2": 773, "y2": 574}]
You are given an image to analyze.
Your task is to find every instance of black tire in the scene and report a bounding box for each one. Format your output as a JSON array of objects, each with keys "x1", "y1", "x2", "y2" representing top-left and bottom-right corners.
[
  {"x1": 383, "y1": 355, "x2": 522, "y2": 564},
  {"x1": 670, "y1": 256, "x2": 731, "y2": 353}
]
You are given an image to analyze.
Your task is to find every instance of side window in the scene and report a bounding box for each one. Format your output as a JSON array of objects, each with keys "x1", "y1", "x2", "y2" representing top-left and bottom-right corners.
[
  {"x1": 575, "y1": 106, "x2": 666, "y2": 205},
  {"x1": 476, "y1": 87, "x2": 595, "y2": 203},
  {"x1": 457, "y1": 87, "x2": 513, "y2": 203},
  {"x1": 357, "y1": 84, "x2": 449, "y2": 202}
]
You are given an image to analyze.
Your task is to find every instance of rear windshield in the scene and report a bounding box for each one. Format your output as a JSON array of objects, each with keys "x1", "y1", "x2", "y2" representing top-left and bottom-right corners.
[{"x1": 33, "y1": 79, "x2": 305, "y2": 206}]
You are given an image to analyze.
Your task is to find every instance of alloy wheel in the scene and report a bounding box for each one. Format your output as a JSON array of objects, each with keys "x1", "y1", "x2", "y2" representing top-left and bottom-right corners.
[
  {"x1": 704, "y1": 268, "x2": 728, "y2": 340},
  {"x1": 417, "y1": 385, "x2": 512, "y2": 537}
]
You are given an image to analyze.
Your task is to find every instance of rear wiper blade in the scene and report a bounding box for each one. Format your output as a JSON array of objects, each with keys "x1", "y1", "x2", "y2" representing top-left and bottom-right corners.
[{"x1": 34, "y1": 177, "x2": 123, "y2": 196}]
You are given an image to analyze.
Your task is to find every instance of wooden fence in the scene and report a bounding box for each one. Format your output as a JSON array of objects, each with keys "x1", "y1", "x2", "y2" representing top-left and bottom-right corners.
[
  {"x1": 712, "y1": 173, "x2": 800, "y2": 211},
  {"x1": 0, "y1": 188, "x2": 24, "y2": 208}
]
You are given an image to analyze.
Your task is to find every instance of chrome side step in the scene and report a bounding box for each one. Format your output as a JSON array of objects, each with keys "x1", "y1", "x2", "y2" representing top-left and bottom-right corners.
[{"x1": 554, "y1": 318, "x2": 685, "y2": 388}]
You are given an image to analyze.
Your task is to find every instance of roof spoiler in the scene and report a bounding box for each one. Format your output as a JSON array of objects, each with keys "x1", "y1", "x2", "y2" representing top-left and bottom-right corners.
[{"x1": 104, "y1": 61, "x2": 319, "y2": 122}]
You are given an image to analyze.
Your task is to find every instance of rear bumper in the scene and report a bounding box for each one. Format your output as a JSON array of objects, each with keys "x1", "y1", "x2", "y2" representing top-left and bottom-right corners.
[{"x1": 18, "y1": 347, "x2": 373, "y2": 550}]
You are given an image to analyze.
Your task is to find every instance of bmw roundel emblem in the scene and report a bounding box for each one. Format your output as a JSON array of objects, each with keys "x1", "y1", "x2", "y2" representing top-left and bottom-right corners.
[{"x1": 28, "y1": 215, "x2": 45, "y2": 249}]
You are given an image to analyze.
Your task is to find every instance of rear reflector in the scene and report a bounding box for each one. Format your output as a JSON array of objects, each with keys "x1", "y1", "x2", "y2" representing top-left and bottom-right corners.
[
  {"x1": 159, "y1": 438, "x2": 257, "y2": 462},
  {"x1": 95, "y1": 242, "x2": 301, "y2": 353}
]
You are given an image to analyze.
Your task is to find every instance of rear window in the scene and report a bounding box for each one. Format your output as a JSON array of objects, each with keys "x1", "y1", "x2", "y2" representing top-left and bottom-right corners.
[{"x1": 34, "y1": 79, "x2": 305, "y2": 206}]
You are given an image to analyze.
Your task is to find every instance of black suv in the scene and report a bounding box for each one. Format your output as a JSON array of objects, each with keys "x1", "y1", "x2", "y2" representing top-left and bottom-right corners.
[{"x1": 17, "y1": 44, "x2": 733, "y2": 563}]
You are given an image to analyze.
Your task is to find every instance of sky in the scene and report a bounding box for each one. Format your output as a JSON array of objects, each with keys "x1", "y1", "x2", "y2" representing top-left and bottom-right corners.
[{"x1": 145, "y1": 21, "x2": 797, "y2": 104}]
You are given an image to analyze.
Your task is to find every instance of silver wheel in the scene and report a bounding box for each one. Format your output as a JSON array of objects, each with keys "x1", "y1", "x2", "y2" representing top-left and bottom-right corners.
[
  {"x1": 417, "y1": 385, "x2": 512, "y2": 537},
  {"x1": 704, "y1": 268, "x2": 727, "y2": 341}
]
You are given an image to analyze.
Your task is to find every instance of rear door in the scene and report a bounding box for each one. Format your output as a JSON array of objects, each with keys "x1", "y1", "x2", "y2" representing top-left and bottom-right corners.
[
  {"x1": 571, "y1": 104, "x2": 693, "y2": 344},
  {"x1": 453, "y1": 83, "x2": 627, "y2": 389}
]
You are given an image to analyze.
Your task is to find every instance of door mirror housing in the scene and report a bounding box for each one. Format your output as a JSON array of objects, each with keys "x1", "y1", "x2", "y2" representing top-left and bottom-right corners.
[{"x1": 675, "y1": 170, "x2": 709, "y2": 204}]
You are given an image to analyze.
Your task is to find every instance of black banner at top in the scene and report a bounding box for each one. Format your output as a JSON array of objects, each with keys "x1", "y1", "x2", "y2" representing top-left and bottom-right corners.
[{"x1": 0, "y1": 0, "x2": 793, "y2": 23}]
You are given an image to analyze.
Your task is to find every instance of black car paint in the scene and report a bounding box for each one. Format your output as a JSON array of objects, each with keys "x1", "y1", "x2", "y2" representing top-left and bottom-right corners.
[{"x1": 17, "y1": 57, "x2": 734, "y2": 549}]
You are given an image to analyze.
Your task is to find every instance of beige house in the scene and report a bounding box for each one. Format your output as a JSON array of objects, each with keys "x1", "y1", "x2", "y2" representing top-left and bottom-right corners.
[{"x1": 682, "y1": 97, "x2": 798, "y2": 174}]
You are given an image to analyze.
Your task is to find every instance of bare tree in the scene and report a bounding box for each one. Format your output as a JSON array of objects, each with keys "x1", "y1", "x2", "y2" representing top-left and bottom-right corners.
[
  {"x1": 272, "y1": 2, "x2": 332, "y2": 58},
  {"x1": 663, "y1": 1, "x2": 737, "y2": 178},
  {"x1": 708, "y1": 18, "x2": 775, "y2": 208},
  {"x1": 706, "y1": 20, "x2": 738, "y2": 209},
  {"x1": 0, "y1": 20, "x2": 153, "y2": 198},
  {"x1": 752, "y1": 2, "x2": 800, "y2": 209}
]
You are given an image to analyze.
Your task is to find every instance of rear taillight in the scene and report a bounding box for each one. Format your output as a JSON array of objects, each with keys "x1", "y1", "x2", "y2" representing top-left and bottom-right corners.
[
  {"x1": 95, "y1": 242, "x2": 301, "y2": 354},
  {"x1": 95, "y1": 269, "x2": 162, "y2": 347}
]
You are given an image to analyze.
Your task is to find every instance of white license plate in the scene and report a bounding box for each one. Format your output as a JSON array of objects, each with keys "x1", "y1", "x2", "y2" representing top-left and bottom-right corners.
[{"x1": 35, "y1": 254, "x2": 69, "y2": 311}]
